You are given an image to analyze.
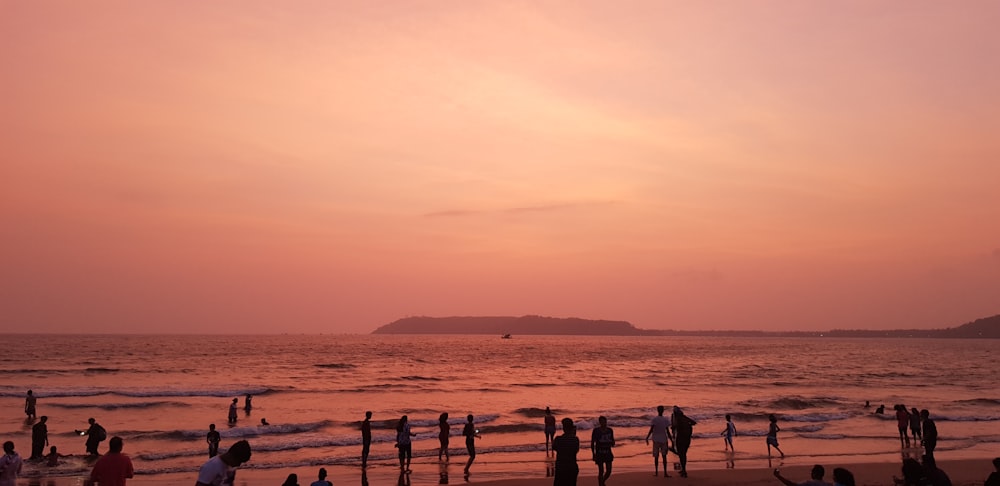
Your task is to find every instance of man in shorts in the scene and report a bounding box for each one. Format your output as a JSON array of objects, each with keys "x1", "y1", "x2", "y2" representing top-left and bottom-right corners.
[
  {"x1": 645, "y1": 405, "x2": 673, "y2": 477},
  {"x1": 591, "y1": 416, "x2": 615, "y2": 486}
]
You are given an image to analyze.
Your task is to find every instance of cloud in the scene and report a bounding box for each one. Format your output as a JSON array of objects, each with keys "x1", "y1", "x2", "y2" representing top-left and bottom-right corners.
[{"x1": 424, "y1": 201, "x2": 619, "y2": 218}]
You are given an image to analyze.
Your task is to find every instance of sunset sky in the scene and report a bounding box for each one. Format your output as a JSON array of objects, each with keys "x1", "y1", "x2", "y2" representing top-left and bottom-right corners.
[{"x1": 2, "y1": 1, "x2": 998, "y2": 334}]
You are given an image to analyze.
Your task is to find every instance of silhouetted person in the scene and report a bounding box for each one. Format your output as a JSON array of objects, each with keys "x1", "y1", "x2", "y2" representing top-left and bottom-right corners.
[
  {"x1": 984, "y1": 457, "x2": 1000, "y2": 486},
  {"x1": 310, "y1": 467, "x2": 332, "y2": 486},
  {"x1": 31, "y1": 415, "x2": 48, "y2": 460},
  {"x1": 722, "y1": 413, "x2": 736, "y2": 452},
  {"x1": 395, "y1": 415, "x2": 416, "y2": 472},
  {"x1": 0, "y1": 441, "x2": 23, "y2": 486},
  {"x1": 921, "y1": 409, "x2": 938, "y2": 461},
  {"x1": 544, "y1": 407, "x2": 556, "y2": 454},
  {"x1": 774, "y1": 464, "x2": 831, "y2": 486},
  {"x1": 89, "y1": 436, "x2": 134, "y2": 485},
  {"x1": 896, "y1": 405, "x2": 911, "y2": 448},
  {"x1": 645, "y1": 405, "x2": 673, "y2": 477},
  {"x1": 876, "y1": 404, "x2": 886, "y2": 414},
  {"x1": 921, "y1": 455, "x2": 951, "y2": 486},
  {"x1": 895, "y1": 457, "x2": 932, "y2": 486},
  {"x1": 672, "y1": 406, "x2": 696, "y2": 478},
  {"x1": 260, "y1": 418, "x2": 269, "y2": 426},
  {"x1": 76, "y1": 418, "x2": 106, "y2": 456},
  {"x1": 244, "y1": 394, "x2": 252, "y2": 413},
  {"x1": 24, "y1": 390, "x2": 37, "y2": 420},
  {"x1": 832, "y1": 467, "x2": 856, "y2": 486},
  {"x1": 361, "y1": 411, "x2": 372, "y2": 468},
  {"x1": 45, "y1": 446, "x2": 63, "y2": 467},
  {"x1": 909, "y1": 407, "x2": 922, "y2": 445},
  {"x1": 462, "y1": 414, "x2": 480, "y2": 476},
  {"x1": 282, "y1": 473, "x2": 299, "y2": 486},
  {"x1": 767, "y1": 414, "x2": 785, "y2": 458},
  {"x1": 228, "y1": 398, "x2": 238, "y2": 424},
  {"x1": 552, "y1": 418, "x2": 579, "y2": 486},
  {"x1": 438, "y1": 412, "x2": 450, "y2": 462},
  {"x1": 590, "y1": 416, "x2": 615, "y2": 486},
  {"x1": 864, "y1": 401, "x2": 871, "y2": 408},
  {"x1": 195, "y1": 439, "x2": 252, "y2": 486},
  {"x1": 207, "y1": 424, "x2": 221, "y2": 458}
]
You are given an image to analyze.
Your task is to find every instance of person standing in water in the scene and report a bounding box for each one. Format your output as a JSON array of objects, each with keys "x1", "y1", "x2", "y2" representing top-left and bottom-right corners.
[
  {"x1": 462, "y1": 414, "x2": 481, "y2": 476},
  {"x1": 228, "y1": 398, "x2": 239, "y2": 425},
  {"x1": 552, "y1": 418, "x2": 580, "y2": 486},
  {"x1": 909, "y1": 407, "x2": 922, "y2": 446},
  {"x1": 672, "y1": 407, "x2": 696, "y2": 478},
  {"x1": 921, "y1": 409, "x2": 938, "y2": 461},
  {"x1": 544, "y1": 407, "x2": 557, "y2": 455},
  {"x1": 30, "y1": 416, "x2": 48, "y2": 461},
  {"x1": 438, "y1": 413, "x2": 450, "y2": 462},
  {"x1": 767, "y1": 414, "x2": 784, "y2": 458},
  {"x1": 243, "y1": 394, "x2": 253, "y2": 414},
  {"x1": 590, "y1": 416, "x2": 615, "y2": 486},
  {"x1": 895, "y1": 405, "x2": 911, "y2": 448},
  {"x1": 361, "y1": 411, "x2": 372, "y2": 469},
  {"x1": 207, "y1": 424, "x2": 221, "y2": 458},
  {"x1": 24, "y1": 391, "x2": 37, "y2": 420},
  {"x1": 645, "y1": 405, "x2": 673, "y2": 477},
  {"x1": 395, "y1": 415, "x2": 416, "y2": 472},
  {"x1": 722, "y1": 414, "x2": 736, "y2": 452},
  {"x1": 89, "y1": 436, "x2": 135, "y2": 485}
]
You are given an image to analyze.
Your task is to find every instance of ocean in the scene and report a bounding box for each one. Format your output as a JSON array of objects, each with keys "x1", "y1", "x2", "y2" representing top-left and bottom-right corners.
[{"x1": 1, "y1": 334, "x2": 997, "y2": 484}]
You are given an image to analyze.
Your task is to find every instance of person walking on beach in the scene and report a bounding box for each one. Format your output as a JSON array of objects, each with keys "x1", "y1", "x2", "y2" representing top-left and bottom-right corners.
[
  {"x1": 195, "y1": 439, "x2": 252, "y2": 486},
  {"x1": 920, "y1": 409, "x2": 937, "y2": 461},
  {"x1": 77, "y1": 417, "x2": 107, "y2": 456},
  {"x1": 396, "y1": 415, "x2": 416, "y2": 472},
  {"x1": 24, "y1": 390, "x2": 37, "y2": 420},
  {"x1": 462, "y1": 414, "x2": 481, "y2": 476},
  {"x1": 767, "y1": 414, "x2": 785, "y2": 458},
  {"x1": 361, "y1": 411, "x2": 372, "y2": 468},
  {"x1": 645, "y1": 405, "x2": 673, "y2": 477},
  {"x1": 0, "y1": 441, "x2": 23, "y2": 486},
  {"x1": 774, "y1": 464, "x2": 831, "y2": 486},
  {"x1": 552, "y1": 417, "x2": 580, "y2": 486},
  {"x1": 672, "y1": 406, "x2": 696, "y2": 478},
  {"x1": 89, "y1": 436, "x2": 135, "y2": 485},
  {"x1": 895, "y1": 405, "x2": 911, "y2": 448},
  {"x1": 909, "y1": 407, "x2": 922, "y2": 446},
  {"x1": 544, "y1": 407, "x2": 557, "y2": 455},
  {"x1": 722, "y1": 414, "x2": 737, "y2": 452},
  {"x1": 438, "y1": 412, "x2": 450, "y2": 462},
  {"x1": 590, "y1": 416, "x2": 615, "y2": 486},
  {"x1": 228, "y1": 398, "x2": 239, "y2": 424},
  {"x1": 310, "y1": 467, "x2": 332, "y2": 486},
  {"x1": 31, "y1": 415, "x2": 48, "y2": 460},
  {"x1": 207, "y1": 424, "x2": 221, "y2": 458}
]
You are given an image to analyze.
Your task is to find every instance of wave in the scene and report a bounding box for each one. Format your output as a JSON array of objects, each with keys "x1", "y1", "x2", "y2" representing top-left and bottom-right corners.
[
  {"x1": 399, "y1": 376, "x2": 443, "y2": 381},
  {"x1": 129, "y1": 420, "x2": 334, "y2": 441},
  {"x1": 48, "y1": 401, "x2": 191, "y2": 411},
  {"x1": 313, "y1": 363, "x2": 357, "y2": 369},
  {"x1": 0, "y1": 387, "x2": 274, "y2": 399},
  {"x1": 954, "y1": 398, "x2": 1000, "y2": 406}
]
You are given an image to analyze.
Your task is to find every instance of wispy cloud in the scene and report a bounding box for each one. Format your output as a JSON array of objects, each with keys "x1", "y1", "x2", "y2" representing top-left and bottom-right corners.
[{"x1": 424, "y1": 200, "x2": 620, "y2": 218}]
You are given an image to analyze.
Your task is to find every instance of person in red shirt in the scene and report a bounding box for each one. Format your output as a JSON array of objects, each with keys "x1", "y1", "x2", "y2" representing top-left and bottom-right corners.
[{"x1": 89, "y1": 436, "x2": 134, "y2": 486}]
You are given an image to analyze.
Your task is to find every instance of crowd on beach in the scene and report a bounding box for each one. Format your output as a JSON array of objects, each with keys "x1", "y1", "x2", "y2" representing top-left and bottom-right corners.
[{"x1": 4, "y1": 389, "x2": 1000, "y2": 486}]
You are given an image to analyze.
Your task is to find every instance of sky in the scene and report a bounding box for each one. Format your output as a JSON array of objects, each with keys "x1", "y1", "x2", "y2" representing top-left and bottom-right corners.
[{"x1": 2, "y1": 1, "x2": 999, "y2": 334}]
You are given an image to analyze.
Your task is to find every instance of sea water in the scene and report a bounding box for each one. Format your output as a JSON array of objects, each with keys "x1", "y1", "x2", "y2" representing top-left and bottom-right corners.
[{"x1": 1, "y1": 334, "x2": 997, "y2": 483}]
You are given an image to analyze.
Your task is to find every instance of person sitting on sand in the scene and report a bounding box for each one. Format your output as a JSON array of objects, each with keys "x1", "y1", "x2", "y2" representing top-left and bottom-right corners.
[
  {"x1": 985, "y1": 457, "x2": 1000, "y2": 486},
  {"x1": 310, "y1": 467, "x2": 332, "y2": 486},
  {"x1": 774, "y1": 464, "x2": 832, "y2": 486}
]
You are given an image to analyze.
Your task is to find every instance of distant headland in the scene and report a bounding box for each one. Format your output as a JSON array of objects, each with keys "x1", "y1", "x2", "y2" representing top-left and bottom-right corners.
[{"x1": 371, "y1": 314, "x2": 1000, "y2": 338}]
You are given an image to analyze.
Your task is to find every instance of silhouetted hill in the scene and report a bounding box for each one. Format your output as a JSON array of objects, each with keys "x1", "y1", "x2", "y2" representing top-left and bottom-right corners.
[{"x1": 371, "y1": 314, "x2": 1000, "y2": 338}]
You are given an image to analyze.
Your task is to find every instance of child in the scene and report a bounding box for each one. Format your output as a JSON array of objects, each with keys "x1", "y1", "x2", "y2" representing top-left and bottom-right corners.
[
  {"x1": 45, "y1": 446, "x2": 63, "y2": 467},
  {"x1": 721, "y1": 414, "x2": 736, "y2": 451},
  {"x1": 767, "y1": 414, "x2": 784, "y2": 458}
]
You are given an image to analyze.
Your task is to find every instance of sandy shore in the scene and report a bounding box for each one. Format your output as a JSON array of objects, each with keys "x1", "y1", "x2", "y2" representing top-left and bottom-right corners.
[{"x1": 15, "y1": 458, "x2": 996, "y2": 486}]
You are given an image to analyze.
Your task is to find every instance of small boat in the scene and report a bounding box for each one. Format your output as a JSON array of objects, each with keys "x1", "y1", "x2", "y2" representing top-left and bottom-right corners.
[{"x1": 501, "y1": 334, "x2": 512, "y2": 339}]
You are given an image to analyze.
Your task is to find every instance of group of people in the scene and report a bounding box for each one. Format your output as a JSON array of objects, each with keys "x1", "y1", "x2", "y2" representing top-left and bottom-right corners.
[{"x1": 869, "y1": 401, "x2": 940, "y2": 461}]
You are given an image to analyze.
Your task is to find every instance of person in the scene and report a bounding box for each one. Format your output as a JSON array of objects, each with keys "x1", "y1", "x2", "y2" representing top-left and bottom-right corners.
[
  {"x1": 395, "y1": 415, "x2": 416, "y2": 472},
  {"x1": 921, "y1": 409, "x2": 938, "y2": 461},
  {"x1": 438, "y1": 412, "x2": 450, "y2": 462},
  {"x1": 544, "y1": 407, "x2": 557, "y2": 454},
  {"x1": 195, "y1": 439, "x2": 252, "y2": 486},
  {"x1": 207, "y1": 424, "x2": 221, "y2": 458},
  {"x1": 672, "y1": 406, "x2": 696, "y2": 478},
  {"x1": 864, "y1": 401, "x2": 871, "y2": 409},
  {"x1": 0, "y1": 441, "x2": 23, "y2": 486},
  {"x1": 24, "y1": 390, "x2": 37, "y2": 420},
  {"x1": 31, "y1": 415, "x2": 49, "y2": 460},
  {"x1": 244, "y1": 394, "x2": 253, "y2": 413},
  {"x1": 76, "y1": 417, "x2": 107, "y2": 456},
  {"x1": 909, "y1": 407, "x2": 922, "y2": 445},
  {"x1": 590, "y1": 416, "x2": 615, "y2": 486},
  {"x1": 774, "y1": 464, "x2": 832, "y2": 486},
  {"x1": 45, "y1": 446, "x2": 64, "y2": 467},
  {"x1": 281, "y1": 473, "x2": 299, "y2": 486},
  {"x1": 645, "y1": 405, "x2": 673, "y2": 477},
  {"x1": 552, "y1": 417, "x2": 580, "y2": 486},
  {"x1": 228, "y1": 398, "x2": 238, "y2": 424},
  {"x1": 361, "y1": 411, "x2": 372, "y2": 468},
  {"x1": 921, "y1": 455, "x2": 951, "y2": 486},
  {"x1": 462, "y1": 414, "x2": 481, "y2": 475},
  {"x1": 896, "y1": 405, "x2": 911, "y2": 448},
  {"x1": 984, "y1": 457, "x2": 1000, "y2": 486},
  {"x1": 767, "y1": 414, "x2": 785, "y2": 458},
  {"x1": 722, "y1": 413, "x2": 736, "y2": 452},
  {"x1": 895, "y1": 457, "x2": 932, "y2": 486},
  {"x1": 832, "y1": 467, "x2": 856, "y2": 486},
  {"x1": 310, "y1": 467, "x2": 333, "y2": 486},
  {"x1": 260, "y1": 418, "x2": 269, "y2": 426},
  {"x1": 89, "y1": 436, "x2": 135, "y2": 486},
  {"x1": 876, "y1": 404, "x2": 886, "y2": 414}
]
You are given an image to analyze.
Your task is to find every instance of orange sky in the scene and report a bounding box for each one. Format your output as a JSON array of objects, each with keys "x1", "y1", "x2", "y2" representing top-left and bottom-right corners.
[{"x1": 2, "y1": 1, "x2": 998, "y2": 334}]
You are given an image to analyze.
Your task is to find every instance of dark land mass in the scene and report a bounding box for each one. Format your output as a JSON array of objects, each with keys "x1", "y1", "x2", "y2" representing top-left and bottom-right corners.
[{"x1": 372, "y1": 314, "x2": 1000, "y2": 338}]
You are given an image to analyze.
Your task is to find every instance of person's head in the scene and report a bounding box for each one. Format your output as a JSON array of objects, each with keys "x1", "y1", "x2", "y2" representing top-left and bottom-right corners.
[
  {"x1": 108, "y1": 436, "x2": 124, "y2": 453},
  {"x1": 810, "y1": 464, "x2": 825, "y2": 480},
  {"x1": 561, "y1": 417, "x2": 574, "y2": 432},
  {"x1": 40, "y1": 415, "x2": 47, "y2": 423},
  {"x1": 467, "y1": 414, "x2": 474, "y2": 423},
  {"x1": 232, "y1": 398, "x2": 238, "y2": 404},
  {"x1": 397, "y1": 415, "x2": 408, "y2": 431},
  {"x1": 920, "y1": 409, "x2": 930, "y2": 420},
  {"x1": 49, "y1": 446, "x2": 57, "y2": 454},
  {"x1": 27, "y1": 390, "x2": 33, "y2": 396},
  {"x1": 225, "y1": 440, "x2": 252, "y2": 466},
  {"x1": 769, "y1": 414, "x2": 777, "y2": 423},
  {"x1": 832, "y1": 467, "x2": 855, "y2": 486},
  {"x1": 598, "y1": 416, "x2": 607, "y2": 427},
  {"x1": 901, "y1": 458, "x2": 923, "y2": 481},
  {"x1": 657, "y1": 405, "x2": 665, "y2": 415},
  {"x1": 283, "y1": 473, "x2": 298, "y2": 485},
  {"x1": 88, "y1": 418, "x2": 96, "y2": 425},
  {"x1": 2, "y1": 441, "x2": 13, "y2": 454},
  {"x1": 545, "y1": 406, "x2": 551, "y2": 415},
  {"x1": 993, "y1": 457, "x2": 1000, "y2": 471},
  {"x1": 261, "y1": 418, "x2": 268, "y2": 425},
  {"x1": 209, "y1": 423, "x2": 216, "y2": 431},
  {"x1": 365, "y1": 411, "x2": 372, "y2": 420},
  {"x1": 440, "y1": 412, "x2": 448, "y2": 422},
  {"x1": 318, "y1": 467, "x2": 328, "y2": 479},
  {"x1": 911, "y1": 407, "x2": 918, "y2": 415},
  {"x1": 725, "y1": 414, "x2": 731, "y2": 421}
]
